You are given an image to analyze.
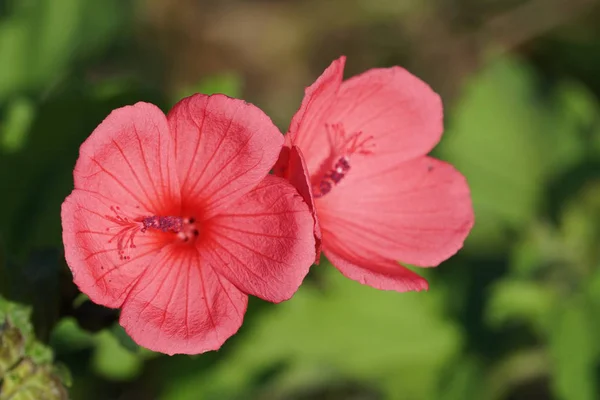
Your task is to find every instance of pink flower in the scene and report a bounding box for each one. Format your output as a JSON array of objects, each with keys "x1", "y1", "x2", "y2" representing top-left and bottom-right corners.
[
  {"x1": 274, "y1": 56, "x2": 474, "y2": 292},
  {"x1": 61, "y1": 94, "x2": 316, "y2": 355}
]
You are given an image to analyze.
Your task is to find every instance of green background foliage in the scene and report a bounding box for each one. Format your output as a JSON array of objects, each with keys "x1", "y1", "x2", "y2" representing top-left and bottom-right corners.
[{"x1": 1, "y1": 0, "x2": 600, "y2": 399}]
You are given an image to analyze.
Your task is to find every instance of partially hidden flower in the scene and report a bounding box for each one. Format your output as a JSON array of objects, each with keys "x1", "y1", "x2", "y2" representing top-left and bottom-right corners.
[
  {"x1": 61, "y1": 94, "x2": 316, "y2": 355},
  {"x1": 274, "y1": 56, "x2": 474, "y2": 292}
]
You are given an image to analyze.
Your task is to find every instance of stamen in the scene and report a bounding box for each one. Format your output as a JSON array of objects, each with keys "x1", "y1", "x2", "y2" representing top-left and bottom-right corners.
[
  {"x1": 104, "y1": 207, "x2": 198, "y2": 260},
  {"x1": 325, "y1": 123, "x2": 375, "y2": 156},
  {"x1": 313, "y1": 123, "x2": 375, "y2": 198},
  {"x1": 104, "y1": 206, "x2": 140, "y2": 260}
]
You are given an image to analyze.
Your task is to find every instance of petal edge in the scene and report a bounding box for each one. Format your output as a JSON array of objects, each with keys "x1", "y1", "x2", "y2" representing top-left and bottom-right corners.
[
  {"x1": 203, "y1": 175, "x2": 316, "y2": 303},
  {"x1": 324, "y1": 249, "x2": 428, "y2": 293},
  {"x1": 119, "y1": 246, "x2": 248, "y2": 355},
  {"x1": 168, "y1": 94, "x2": 284, "y2": 218}
]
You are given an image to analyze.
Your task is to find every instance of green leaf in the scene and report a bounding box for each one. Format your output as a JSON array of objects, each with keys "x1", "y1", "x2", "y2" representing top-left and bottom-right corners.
[
  {"x1": 92, "y1": 329, "x2": 142, "y2": 382},
  {"x1": 436, "y1": 356, "x2": 483, "y2": 400},
  {"x1": 0, "y1": 0, "x2": 126, "y2": 103},
  {"x1": 0, "y1": 19, "x2": 29, "y2": 102},
  {"x1": 547, "y1": 80, "x2": 600, "y2": 171},
  {"x1": 548, "y1": 297, "x2": 598, "y2": 400},
  {"x1": 438, "y1": 57, "x2": 547, "y2": 252},
  {"x1": 173, "y1": 72, "x2": 243, "y2": 105},
  {"x1": 1, "y1": 96, "x2": 35, "y2": 152},
  {"x1": 486, "y1": 279, "x2": 556, "y2": 333},
  {"x1": 0, "y1": 325, "x2": 24, "y2": 378},
  {"x1": 31, "y1": 0, "x2": 84, "y2": 86},
  {"x1": 109, "y1": 324, "x2": 140, "y2": 354},
  {"x1": 0, "y1": 359, "x2": 68, "y2": 400},
  {"x1": 0, "y1": 298, "x2": 36, "y2": 352},
  {"x1": 586, "y1": 266, "x2": 600, "y2": 339},
  {"x1": 0, "y1": 296, "x2": 68, "y2": 399},
  {"x1": 483, "y1": 349, "x2": 549, "y2": 400},
  {"x1": 78, "y1": 0, "x2": 127, "y2": 59},
  {"x1": 509, "y1": 222, "x2": 564, "y2": 278},
  {"x1": 48, "y1": 318, "x2": 94, "y2": 354},
  {"x1": 559, "y1": 182, "x2": 600, "y2": 272}
]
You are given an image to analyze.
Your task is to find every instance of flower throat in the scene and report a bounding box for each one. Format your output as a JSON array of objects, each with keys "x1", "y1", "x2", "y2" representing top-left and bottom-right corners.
[
  {"x1": 105, "y1": 207, "x2": 200, "y2": 260},
  {"x1": 312, "y1": 123, "x2": 374, "y2": 198}
]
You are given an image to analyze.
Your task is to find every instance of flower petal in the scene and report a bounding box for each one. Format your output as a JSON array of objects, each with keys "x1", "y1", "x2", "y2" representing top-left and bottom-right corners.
[
  {"x1": 324, "y1": 249, "x2": 428, "y2": 292},
  {"x1": 61, "y1": 190, "x2": 165, "y2": 308},
  {"x1": 273, "y1": 145, "x2": 322, "y2": 263},
  {"x1": 202, "y1": 175, "x2": 316, "y2": 303},
  {"x1": 119, "y1": 246, "x2": 248, "y2": 355},
  {"x1": 317, "y1": 156, "x2": 474, "y2": 267},
  {"x1": 74, "y1": 102, "x2": 180, "y2": 215},
  {"x1": 168, "y1": 94, "x2": 283, "y2": 218},
  {"x1": 288, "y1": 57, "x2": 345, "y2": 172},
  {"x1": 327, "y1": 66, "x2": 443, "y2": 164}
]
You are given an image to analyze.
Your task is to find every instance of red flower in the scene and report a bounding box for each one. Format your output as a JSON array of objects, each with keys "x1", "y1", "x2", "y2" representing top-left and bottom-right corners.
[
  {"x1": 61, "y1": 94, "x2": 316, "y2": 355},
  {"x1": 274, "y1": 56, "x2": 474, "y2": 292}
]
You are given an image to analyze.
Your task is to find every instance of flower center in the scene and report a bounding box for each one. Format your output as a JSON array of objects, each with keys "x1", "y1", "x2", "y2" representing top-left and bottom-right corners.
[
  {"x1": 105, "y1": 206, "x2": 200, "y2": 260},
  {"x1": 311, "y1": 123, "x2": 374, "y2": 198}
]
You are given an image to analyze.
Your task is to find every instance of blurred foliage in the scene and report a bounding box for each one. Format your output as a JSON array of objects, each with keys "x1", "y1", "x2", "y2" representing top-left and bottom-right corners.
[
  {"x1": 1, "y1": 0, "x2": 600, "y2": 399},
  {"x1": 0, "y1": 0, "x2": 125, "y2": 103},
  {"x1": 0, "y1": 296, "x2": 69, "y2": 399},
  {"x1": 158, "y1": 265, "x2": 460, "y2": 400},
  {"x1": 172, "y1": 72, "x2": 243, "y2": 106}
]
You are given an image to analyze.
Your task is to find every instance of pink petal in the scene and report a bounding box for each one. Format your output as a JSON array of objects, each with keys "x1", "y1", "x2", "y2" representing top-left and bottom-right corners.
[
  {"x1": 201, "y1": 175, "x2": 316, "y2": 303},
  {"x1": 119, "y1": 245, "x2": 248, "y2": 355},
  {"x1": 74, "y1": 102, "x2": 180, "y2": 215},
  {"x1": 327, "y1": 66, "x2": 443, "y2": 164},
  {"x1": 324, "y1": 249, "x2": 428, "y2": 292},
  {"x1": 168, "y1": 94, "x2": 284, "y2": 218},
  {"x1": 273, "y1": 145, "x2": 322, "y2": 263},
  {"x1": 287, "y1": 57, "x2": 345, "y2": 172},
  {"x1": 61, "y1": 191, "x2": 165, "y2": 308},
  {"x1": 317, "y1": 156, "x2": 474, "y2": 267}
]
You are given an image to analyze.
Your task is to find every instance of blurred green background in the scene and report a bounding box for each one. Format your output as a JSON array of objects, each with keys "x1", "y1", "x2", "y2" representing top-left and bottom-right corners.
[{"x1": 1, "y1": 0, "x2": 600, "y2": 399}]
